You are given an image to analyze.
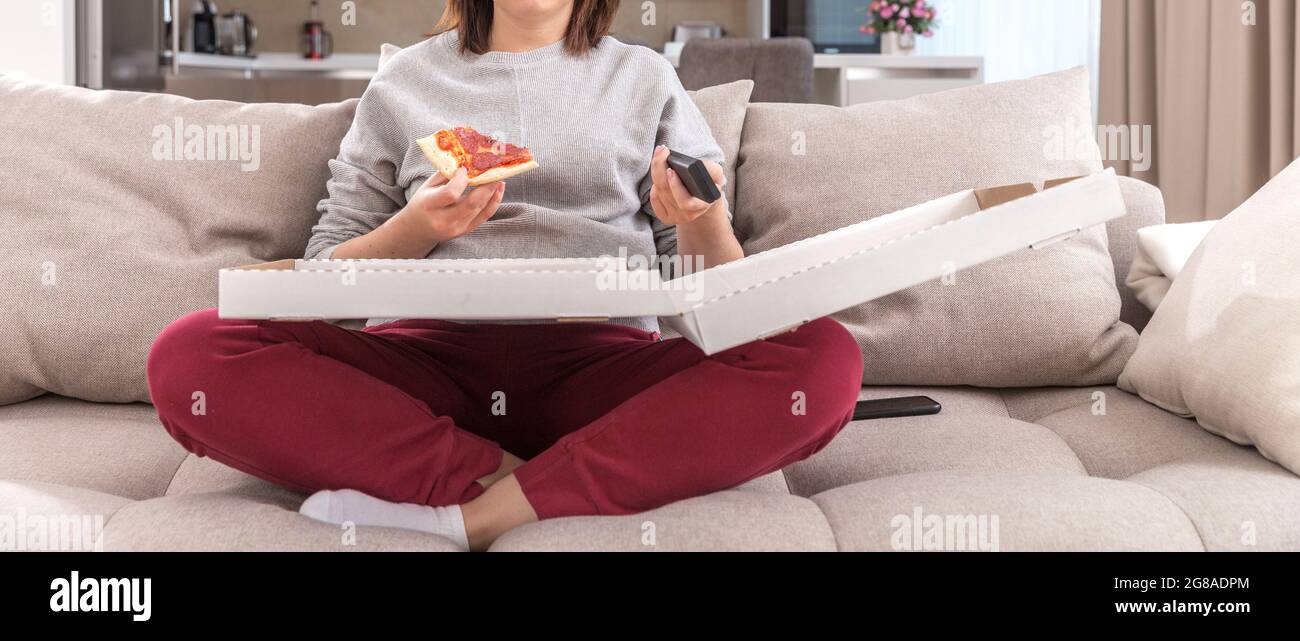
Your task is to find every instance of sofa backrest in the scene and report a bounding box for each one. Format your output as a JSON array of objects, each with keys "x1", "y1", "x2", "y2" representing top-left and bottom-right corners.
[
  {"x1": 0, "y1": 71, "x2": 1161, "y2": 406},
  {"x1": 0, "y1": 75, "x2": 358, "y2": 405}
]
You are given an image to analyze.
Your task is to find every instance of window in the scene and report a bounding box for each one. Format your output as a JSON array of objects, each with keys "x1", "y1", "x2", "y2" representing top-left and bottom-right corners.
[
  {"x1": 915, "y1": 0, "x2": 1102, "y2": 107},
  {"x1": 0, "y1": 0, "x2": 76, "y2": 84}
]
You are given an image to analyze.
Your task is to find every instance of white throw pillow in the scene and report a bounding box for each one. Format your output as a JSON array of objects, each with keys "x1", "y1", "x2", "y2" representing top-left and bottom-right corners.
[
  {"x1": 1126, "y1": 220, "x2": 1218, "y2": 311},
  {"x1": 1118, "y1": 158, "x2": 1300, "y2": 475}
]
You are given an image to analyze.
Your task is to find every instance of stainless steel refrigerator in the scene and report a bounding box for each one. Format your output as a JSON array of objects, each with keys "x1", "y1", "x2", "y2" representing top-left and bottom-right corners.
[{"x1": 75, "y1": 0, "x2": 168, "y2": 91}]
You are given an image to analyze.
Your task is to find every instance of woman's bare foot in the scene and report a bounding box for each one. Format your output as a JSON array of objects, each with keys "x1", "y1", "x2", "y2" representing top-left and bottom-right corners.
[
  {"x1": 476, "y1": 451, "x2": 525, "y2": 489},
  {"x1": 461, "y1": 474, "x2": 538, "y2": 551}
]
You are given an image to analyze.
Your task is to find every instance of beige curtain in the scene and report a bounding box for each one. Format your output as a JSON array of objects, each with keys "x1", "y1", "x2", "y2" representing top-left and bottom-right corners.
[{"x1": 1100, "y1": 0, "x2": 1299, "y2": 222}]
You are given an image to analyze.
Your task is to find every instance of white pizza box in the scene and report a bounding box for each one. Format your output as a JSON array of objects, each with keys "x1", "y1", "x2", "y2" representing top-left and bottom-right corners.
[
  {"x1": 659, "y1": 169, "x2": 1124, "y2": 353},
  {"x1": 218, "y1": 257, "x2": 677, "y2": 322},
  {"x1": 219, "y1": 169, "x2": 1127, "y2": 354}
]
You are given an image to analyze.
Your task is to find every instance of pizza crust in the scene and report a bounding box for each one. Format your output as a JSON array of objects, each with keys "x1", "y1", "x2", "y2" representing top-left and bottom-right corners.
[
  {"x1": 416, "y1": 134, "x2": 539, "y2": 187},
  {"x1": 416, "y1": 135, "x2": 459, "y2": 177}
]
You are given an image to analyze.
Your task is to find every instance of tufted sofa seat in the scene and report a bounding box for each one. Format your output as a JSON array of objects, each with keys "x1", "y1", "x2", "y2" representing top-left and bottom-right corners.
[{"x1": 3, "y1": 382, "x2": 1298, "y2": 551}]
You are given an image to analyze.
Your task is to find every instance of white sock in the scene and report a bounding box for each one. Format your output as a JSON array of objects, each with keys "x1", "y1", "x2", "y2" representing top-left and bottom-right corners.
[{"x1": 299, "y1": 489, "x2": 469, "y2": 550}]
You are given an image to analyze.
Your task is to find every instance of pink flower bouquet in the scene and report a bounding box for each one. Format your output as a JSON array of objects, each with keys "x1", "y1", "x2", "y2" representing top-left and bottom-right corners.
[{"x1": 861, "y1": 0, "x2": 938, "y2": 37}]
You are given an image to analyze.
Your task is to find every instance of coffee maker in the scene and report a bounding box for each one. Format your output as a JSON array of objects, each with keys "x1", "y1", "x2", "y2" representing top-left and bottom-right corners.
[
  {"x1": 302, "y1": 0, "x2": 334, "y2": 59},
  {"x1": 217, "y1": 10, "x2": 258, "y2": 57},
  {"x1": 191, "y1": 0, "x2": 218, "y2": 54}
]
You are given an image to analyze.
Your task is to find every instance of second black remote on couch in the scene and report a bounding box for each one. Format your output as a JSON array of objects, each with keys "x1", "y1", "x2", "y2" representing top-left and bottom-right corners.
[
  {"x1": 853, "y1": 396, "x2": 943, "y2": 421},
  {"x1": 666, "y1": 149, "x2": 723, "y2": 204}
]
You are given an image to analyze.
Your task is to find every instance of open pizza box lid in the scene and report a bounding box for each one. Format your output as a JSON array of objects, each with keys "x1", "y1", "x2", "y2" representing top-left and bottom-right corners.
[{"x1": 220, "y1": 169, "x2": 1127, "y2": 355}]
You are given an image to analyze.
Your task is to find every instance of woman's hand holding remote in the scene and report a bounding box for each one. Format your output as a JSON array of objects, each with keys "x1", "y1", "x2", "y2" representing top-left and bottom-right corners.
[
  {"x1": 330, "y1": 167, "x2": 505, "y2": 260},
  {"x1": 648, "y1": 146, "x2": 726, "y2": 226},
  {"x1": 648, "y1": 146, "x2": 744, "y2": 271}
]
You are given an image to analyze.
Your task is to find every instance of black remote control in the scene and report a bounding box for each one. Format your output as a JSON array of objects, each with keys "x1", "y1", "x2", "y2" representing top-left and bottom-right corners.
[
  {"x1": 666, "y1": 150, "x2": 723, "y2": 204},
  {"x1": 852, "y1": 396, "x2": 942, "y2": 421}
]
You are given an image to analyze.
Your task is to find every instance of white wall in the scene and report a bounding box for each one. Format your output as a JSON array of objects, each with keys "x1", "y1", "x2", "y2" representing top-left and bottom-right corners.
[{"x1": 0, "y1": 0, "x2": 77, "y2": 84}]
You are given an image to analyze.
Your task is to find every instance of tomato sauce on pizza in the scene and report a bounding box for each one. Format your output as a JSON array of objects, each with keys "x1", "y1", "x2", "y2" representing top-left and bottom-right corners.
[{"x1": 434, "y1": 127, "x2": 534, "y2": 179}]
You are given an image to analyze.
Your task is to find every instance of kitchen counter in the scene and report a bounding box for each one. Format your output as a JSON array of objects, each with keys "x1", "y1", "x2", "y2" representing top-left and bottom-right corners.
[
  {"x1": 663, "y1": 49, "x2": 982, "y2": 71},
  {"x1": 664, "y1": 49, "x2": 983, "y2": 107},
  {"x1": 175, "y1": 52, "x2": 380, "y2": 79}
]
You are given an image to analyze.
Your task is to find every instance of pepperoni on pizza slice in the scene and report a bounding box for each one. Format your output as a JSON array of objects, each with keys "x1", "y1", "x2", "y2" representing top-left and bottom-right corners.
[{"x1": 417, "y1": 127, "x2": 539, "y2": 186}]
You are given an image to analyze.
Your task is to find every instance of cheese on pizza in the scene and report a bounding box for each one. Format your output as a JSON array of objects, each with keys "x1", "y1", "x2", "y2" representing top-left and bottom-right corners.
[{"x1": 417, "y1": 127, "x2": 539, "y2": 186}]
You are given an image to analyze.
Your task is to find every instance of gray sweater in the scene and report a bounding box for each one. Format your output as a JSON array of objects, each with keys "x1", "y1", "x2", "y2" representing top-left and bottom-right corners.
[{"x1": 306, "y1": 32, "x2": 725, "y2": 332}]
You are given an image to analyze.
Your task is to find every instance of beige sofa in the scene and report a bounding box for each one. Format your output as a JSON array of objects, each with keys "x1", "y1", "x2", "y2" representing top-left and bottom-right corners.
[{"x1": 2, "y1": 70, "x2": 1298, "y2": 552}]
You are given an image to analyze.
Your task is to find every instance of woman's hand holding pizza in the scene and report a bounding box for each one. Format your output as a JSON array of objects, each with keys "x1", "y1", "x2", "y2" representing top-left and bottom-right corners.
[
  {"x1": 398, "y1": 167, "x2": 506, "y2": 244},
  {"x1": 648, "y1": 145, "x2": 727, "y2": 226}
]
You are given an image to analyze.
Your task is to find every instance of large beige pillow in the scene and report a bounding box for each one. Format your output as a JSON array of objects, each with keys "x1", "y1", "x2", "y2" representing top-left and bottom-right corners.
[
  {"x1": 0, "y1": 76, "x2": 357, "y2": 404},
  {"x1": 735, "y1": 67, "x2": 1137, "y2": 387},
  {"x1": 686, "y1": 79, "x2": 753, "y2": 207},
  {"x1": 1119, "y1": 158, "x2": 1300, "y2": 475}
]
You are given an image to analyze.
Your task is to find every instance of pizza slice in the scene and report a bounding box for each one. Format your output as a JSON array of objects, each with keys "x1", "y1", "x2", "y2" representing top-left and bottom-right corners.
[{"x1": 416, "y1": 127, "x2": 539, "y2": 186}]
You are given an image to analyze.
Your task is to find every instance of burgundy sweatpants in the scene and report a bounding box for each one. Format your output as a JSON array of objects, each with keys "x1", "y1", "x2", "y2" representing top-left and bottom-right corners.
[{"x1": 147, "y1": 309, "x2": 862, "y2": 519}]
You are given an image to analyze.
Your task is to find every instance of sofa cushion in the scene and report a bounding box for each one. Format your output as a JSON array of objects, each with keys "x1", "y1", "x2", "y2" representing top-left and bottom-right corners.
[
  {"x1": 163, "y1": 450, "x2": 788, "y2": 499},
  {"x1": 4, "y1": 389, "x2": 1297, "y2": 551},
  {"x1": 0, "y1": 76, "x2": 358, "y2": 405},
  {"x1": 813, "y1": 472, "x2": 1205, "y2": 551},
  {"x1": 1119, "y1": 157, "x2": 1300, "y2": 476},
  {"x1": 164, "y1": 453, "x2": 304, "y2": 502},
  {"x1": 731, "y1": 470, "x2": 790, "y2": 494},
  {"x1": 488, "y1": 490, "x2": 837, "y2": 552},
  {"x1": 686, "y1": 79, "x2": 753, "y2": 207},
  {"x1": 1127, "y1": 458, "x2": 1300, "y2": 551},
  {"x1": 0, "y1": 396, "x2": 185, "y2": 500},
  {"x1": 0, "y1": 481, "x2": 132, "y2": 551},
  {"x1": 786, "y1": 414, "x2": 1088, "y2": 498},
  {"x1": 782, "y1": 386, "x2": 1086, "y2": 497},
  {"x1": 100, "y1": 491, "x2": 463, "y2": 552},
  {"x1": 1032, "y1": 388, "x2": 1251, "y2": 480},
  {"x1": 999, "y1": 386, "x2": 1108, "y2": 423},
  {"x1": 735, "y1": 68, "x2": 1137, "y2": 387}
]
